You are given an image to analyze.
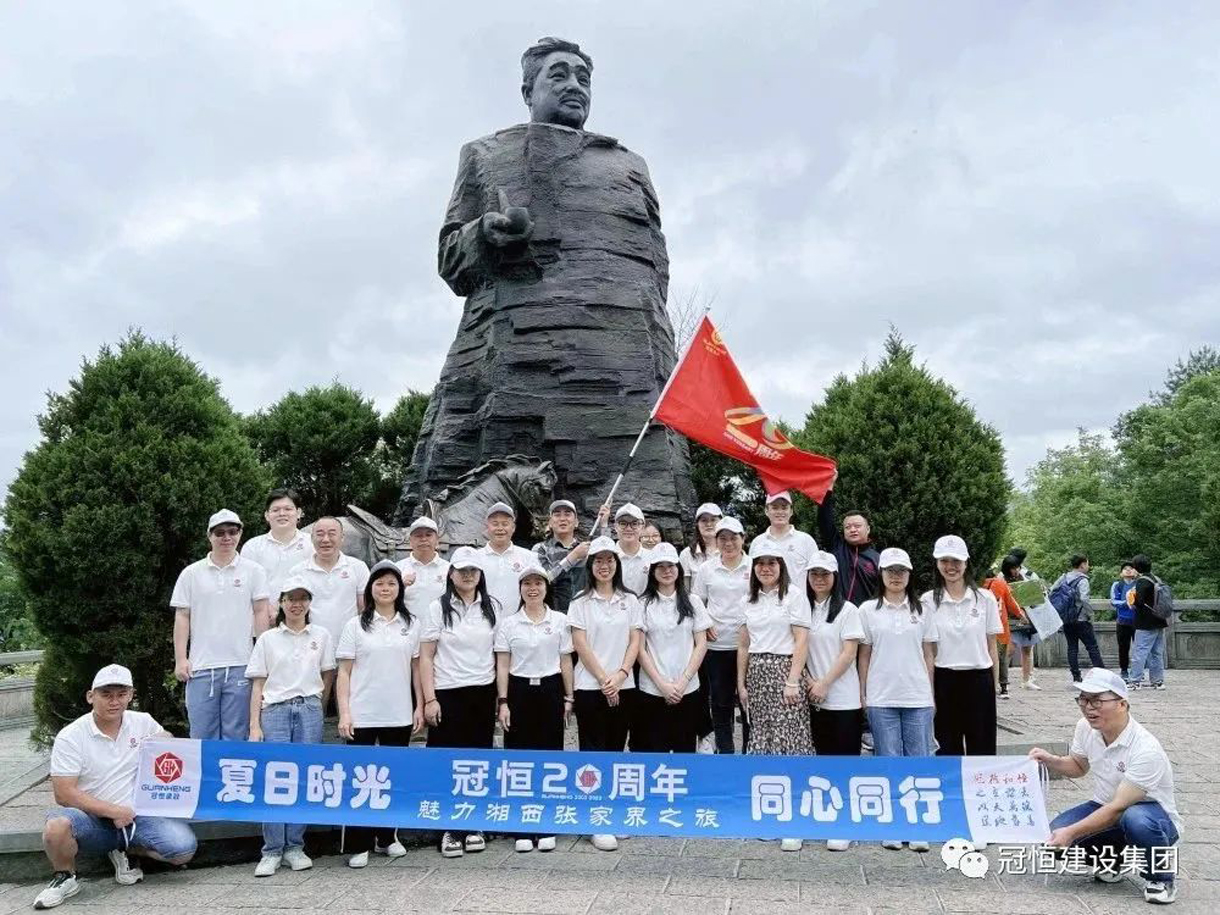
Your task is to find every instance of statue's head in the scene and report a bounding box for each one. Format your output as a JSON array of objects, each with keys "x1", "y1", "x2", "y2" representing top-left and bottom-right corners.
[{"x1": 521, "y1": 37, "x2": 593, "y2": 129}]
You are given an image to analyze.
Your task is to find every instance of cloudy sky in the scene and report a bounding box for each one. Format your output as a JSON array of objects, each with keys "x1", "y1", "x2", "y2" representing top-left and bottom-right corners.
[{"x1": 4, "y1": 2, "x2": 1219, "y2": 501}]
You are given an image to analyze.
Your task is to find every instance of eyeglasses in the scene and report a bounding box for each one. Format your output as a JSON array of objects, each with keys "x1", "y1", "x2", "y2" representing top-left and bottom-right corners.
[
  {"x1": 617, "y1": 519, "x2": 642, "y2": 528},
  {"x1": 1076, "y1": 696, "x2": 1123, "y2": 709}
]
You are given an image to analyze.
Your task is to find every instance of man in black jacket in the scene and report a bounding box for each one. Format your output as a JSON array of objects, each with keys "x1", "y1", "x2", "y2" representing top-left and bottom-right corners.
[
  {"x1": 1127, "y1": 554, "x2": 1168, "y2": 690},
  {"x1": 816, "y1": 476, "x2": 880, "y2": 605}
]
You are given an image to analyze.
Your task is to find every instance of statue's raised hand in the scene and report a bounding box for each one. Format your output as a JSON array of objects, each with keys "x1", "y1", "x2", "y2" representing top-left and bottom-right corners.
[{"x1": 481, "y1": 188, "x2": 534, "y2": 247}]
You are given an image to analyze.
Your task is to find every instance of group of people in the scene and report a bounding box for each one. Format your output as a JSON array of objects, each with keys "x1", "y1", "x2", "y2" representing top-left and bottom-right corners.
[{"x1": 34, "y1": 485, "x2": 1182, "y2": 908}]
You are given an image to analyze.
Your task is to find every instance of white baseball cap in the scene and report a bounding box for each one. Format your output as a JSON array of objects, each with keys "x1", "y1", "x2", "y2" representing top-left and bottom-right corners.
[
  {"x1": 1075, "y1": 668, "x2": 1129, "y2": 700},
  {"x1": 207, "y1": 509, "x2": 242, "y2": 534},
  {"x1": 518, "y1": 564, "x2": 551, "y2": 583},
  {"x1": 615, "y1": 503, "x2": 645, "y2": 522},
  {"x1": 91, "y1": 664, "x2": 134, "y2": 690},
  {"x1": 765, "y1": 491, "x2": 792, "y2": 505},
  {"x1": 808, "y1": 550, "x2": 839, "y2": 573},
  {"x1": 714, "y1": 517, "x2": 744, "y2": 536},
  {"x1": 449, "y1": 546, "x2": 483, "y2": 570},
  {"x1": 648, "y1": 542, "x2": 680, "y2": 565},
  {"x1": 933, "y1": 535, "x2": 970, "y2": 561},
  {"x1": 587, "y1": 536, "x2": 619, "y2": 557},
  {"x1": 279, "y1": 574, "x2": 314, "y2": 597},
  {"x1": 408, "y1": 516, "x2": 438, "y2": 534},
  {"x1": 485, "y1": 501, "x2": 515, "y2": 519},
  {"x1": 549, "y1": 499, "x2": 577, "y2": 514},
  {"x1": 695, "y1": 502, "x2": 723, "y2": 519},
  {"x1": 878, "y1": 547, "x2": 913, "y2": 570},
  {"x1": 749, "y1": 539, "x2": 785, "y2": 561}
]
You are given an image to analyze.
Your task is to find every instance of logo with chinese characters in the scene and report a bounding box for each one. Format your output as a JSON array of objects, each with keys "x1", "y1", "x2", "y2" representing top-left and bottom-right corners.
[
  {"x1": 1116, "y1": 762, "x2": 1126, "y2": 773},
  {"x1": 574, "y1": 764, "x2": 602, "y2": 794},
  {"x1": 153, "y1": 752, "x2": 185, "y2": 784},
  {"x1": 233, "y1": 578, "x2": 243, "y2": 587}
]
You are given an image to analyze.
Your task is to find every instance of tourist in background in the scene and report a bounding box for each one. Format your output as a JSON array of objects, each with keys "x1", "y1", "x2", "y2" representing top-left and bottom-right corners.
[
  {"x1": 982, "y1": 565, "x2": 1027, "y2": 700},
  {"x1": 1111, "y1": 561, "x2": 1139, "y2": 681},
  {"x1": 1051, "y1": 554, "x2": 1105, "y2": 685},
  {"x1": 1127, "y1": 554, "x2": 1169, "y2": 690},
  {"x1": 1002, "y1": 555, "x2": 1042, "y2": 690}
]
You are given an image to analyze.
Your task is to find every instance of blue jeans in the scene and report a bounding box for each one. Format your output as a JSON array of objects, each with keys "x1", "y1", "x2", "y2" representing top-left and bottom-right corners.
[
  {"x1": 866, "y1": 706, "x2": 935, "y2": 756},
  {"x1": 1128, "y1": 630, "x2": 1166, "y2": 685},
  {"x1": 186, "y1": 665, "x2": 251, "y2": 740},
  {"x1": 46, "y1": 807, "x2": 197, "y2": 862},
  {"x1": 259, "y1": 695, "x2": 323, "y2": 856},
  {"x1": 1050, "y1": 800, "x2": 1179, "y2": 883}
]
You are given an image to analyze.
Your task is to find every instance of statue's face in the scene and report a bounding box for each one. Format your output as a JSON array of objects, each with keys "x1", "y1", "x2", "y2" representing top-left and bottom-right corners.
[{"x1": 525, "y1": 50, "x2": 591, "y2": 129}]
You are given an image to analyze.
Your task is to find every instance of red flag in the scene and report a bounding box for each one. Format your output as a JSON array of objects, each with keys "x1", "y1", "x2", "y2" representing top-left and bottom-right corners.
[{"x1": 654, "y1": 316, "x2": 837, "y2": 503}]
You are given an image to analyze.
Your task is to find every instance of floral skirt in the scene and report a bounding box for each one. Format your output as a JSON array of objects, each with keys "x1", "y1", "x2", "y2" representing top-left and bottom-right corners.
[{"x1": 745, "y1": 652, "x2": 812, "y2": 756}]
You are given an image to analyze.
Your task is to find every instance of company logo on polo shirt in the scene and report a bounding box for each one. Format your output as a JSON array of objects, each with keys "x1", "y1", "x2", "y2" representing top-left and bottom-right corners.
[
  {"x1": 233, "y1": 578, "x2": 243, "y2": 588},
  {"x1": 129, "y1": 737, "x2": 139, "y2": 748},
  {"x1": 153, "y1": 752, "x2": 185, "y2": 784},
  {"x1": 1116, "y1": 761, "x2": 1126, "y2": 773},
  {"x1": 574, "y1": 764, "x2": 602, "y2": 794},
  {"x1": 512, "y1": 561, "x2": 523, "y2": 572},
  {"x1": 340, "y1": 570, "x2": 350, "y2": 579},
  {"x1": 310, "y1": 641, "x2": 318, "y2": 651}
]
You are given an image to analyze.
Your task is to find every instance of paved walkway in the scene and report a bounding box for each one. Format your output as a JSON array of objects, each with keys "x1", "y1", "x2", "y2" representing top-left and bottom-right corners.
[{"x1": 0, "y1": 670, "x2": 1215, "y2": 914}]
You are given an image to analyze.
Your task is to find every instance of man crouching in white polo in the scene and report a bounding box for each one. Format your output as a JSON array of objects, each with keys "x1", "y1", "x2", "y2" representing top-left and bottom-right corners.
[
  {"x1": 1029, "y1": 669, "x2": 1181, "y2": 906},
  {"x1": 35, "y1": 664, "x2": 197, "y2": 909}
]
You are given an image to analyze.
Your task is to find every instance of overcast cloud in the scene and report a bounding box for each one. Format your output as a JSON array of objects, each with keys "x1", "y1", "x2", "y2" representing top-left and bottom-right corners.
[{"x1": 4, "y1": 2, "x2": 1219, "y2": 501}]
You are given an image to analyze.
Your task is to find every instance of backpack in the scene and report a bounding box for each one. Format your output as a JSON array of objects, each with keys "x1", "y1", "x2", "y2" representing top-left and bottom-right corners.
[
  {"x1": 1138, "y1": 574, "x2": 1176, "y2": 621},
  {"x1": 1049, "y1": 572, "x2": 1085, "y2": 623}
]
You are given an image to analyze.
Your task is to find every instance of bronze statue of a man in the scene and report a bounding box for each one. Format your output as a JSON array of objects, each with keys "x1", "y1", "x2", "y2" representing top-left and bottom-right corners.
[{"x1": 399, "y1": 37, "x2": 694, "y2": 533}]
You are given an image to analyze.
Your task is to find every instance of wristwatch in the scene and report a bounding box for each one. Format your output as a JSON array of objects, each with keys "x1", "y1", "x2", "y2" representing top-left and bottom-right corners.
[{"x1": 497, "y1": 697, "x2": 509, "y2": 707}]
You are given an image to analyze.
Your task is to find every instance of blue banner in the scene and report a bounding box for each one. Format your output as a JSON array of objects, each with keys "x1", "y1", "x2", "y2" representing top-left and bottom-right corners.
[{"x1": 134, "y1": 739, "x2": 1050, "y2": 843}]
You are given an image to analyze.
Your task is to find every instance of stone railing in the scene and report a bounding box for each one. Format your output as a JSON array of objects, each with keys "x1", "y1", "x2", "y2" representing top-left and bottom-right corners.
[{"x1": 1032, "y1": 600, "x2": 1220, "y2": 669}]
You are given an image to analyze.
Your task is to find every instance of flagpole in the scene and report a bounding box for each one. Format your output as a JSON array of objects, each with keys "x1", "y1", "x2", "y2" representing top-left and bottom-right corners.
[{"x1": 588, "y1": 309, "x2": 711, "y2": 537}]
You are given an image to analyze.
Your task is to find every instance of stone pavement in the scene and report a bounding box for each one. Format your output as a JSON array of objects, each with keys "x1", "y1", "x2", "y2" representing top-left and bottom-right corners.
[{"x1": 0, "y1": 669, "x2": 1215, "y2": 915}]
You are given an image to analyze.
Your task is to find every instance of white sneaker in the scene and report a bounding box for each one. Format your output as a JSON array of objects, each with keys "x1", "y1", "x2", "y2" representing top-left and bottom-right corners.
[
  {"x1": 440, "y1": 832, "x2": 463, "y2": 858},
  {"x1": 1144, "y1": 880, "x2": 1177, "y2": 904},
  {"x1": 282, "y1": 848, "x2": 313, "y2": 871},
  {"x1": 591, "y1": 834, "x2": 619, "y2": 851},
  {"x1": 908, "y1": 841, "x2": 930, "y2": 852},
  {"x1": 827, "y1": 839, "x2": 851, "y2": 851},
  {"x1": 881, "y1": 840, "x2": 903, "y2": 850},
  {"x1": 779, "y1": 838, "x2": 802, "y2": 852},
  {"x1": 1093, "y1": 866, "x2": 1124, "y2": 884},
  {"x1": 1022, "y1": 679, "x2": 1042, "y2": 690},
  {"x1": 696, "y1": 734, "x2": 716, "y2": 754},
  {"x1": 108, "y1": 849, "x2": 144, "y2": 885},
  {"x1": 348, "y1": 851, "x2": 369, "y2": 869},
  {"x1": 464, "y1": 832, "x2": 486, "y2": 853},
  {"x1": 536, "y1": 836, "x2": 556, "y2": 852},
  {"x1": 254, "y1": 855, "x2": 281, "y2": 877},
  {"x1": 515, "y1": 838, "x2": 534, "y2": 853},
  {"x1": 34, "y1": 873, "x2": 79, "y2": 909},
  {"x1": 375, "y1": 839, "x2": 407, "y2": 858}
]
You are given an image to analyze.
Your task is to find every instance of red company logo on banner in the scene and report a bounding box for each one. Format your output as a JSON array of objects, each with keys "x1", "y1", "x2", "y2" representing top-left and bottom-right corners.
[{"x1": 153, "y1": 752, "x2": 185, "y2": 784}]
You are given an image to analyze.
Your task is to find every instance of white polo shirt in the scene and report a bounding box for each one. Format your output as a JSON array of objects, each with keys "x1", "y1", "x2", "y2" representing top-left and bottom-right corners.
[
  {"x1": 750, "y1": 527, "x2": 817, "y2": 580},
  {"x1": 922, "y1": 588, "x2": 1003, "y2": 670},
  {"x1": 290, "y1": 553, "x2": 370, "y2": 647},
  {"x1": 859, "y1": 598, "x2": 938, "y2": 708},
  {"x1": 494, "y1": 608, "x2": 573, "y2": 679},
  {"x1": 398, "y1": 553, "x2": 451, "y2": 616},
  {"x1": 336, "y1": 612, "x2": 421, "y2": 728},
  {"x1": 637, "y1": 593, "x2": 711, "y2": 698},
  {"x1": 617, "y1": 545, "x2": 653, "y2": 595},
  {"x1": 478, "y1": 543, "x2": 536, "y2": 616},
  {"x1": 245, "y1": 623, "x2": 336, "y2": 706},
  {"x1": 744, "y1": 587, "x2": 811, "y2": 655},
  {"x1": 679, "y1": 546, "x2": 718, "y2": 583},
  {"x1": 50, "y1": 711, "x2": 164, "y2": 807},
  {"x1": 567, "y1": 589, "x2": 644, "y2": 690},
  {"x1": 1070, "y1": 716, "x2": 1183, "y2": 835},
  {"x1": 170, "y1": 553, "x2": 270, "y2": 672},
  {"x1": 421, "y1": 597, "x2": 498, "y2": 690},
  {"x1": 807, "y1": 599, "x2": 865, "y2": 711},
  {"x1": 241, "y1": 530, "x2": 313, "y2": 599},
  {"x1": 692, "y1": 556, "x2": 751, "y2": 651}
]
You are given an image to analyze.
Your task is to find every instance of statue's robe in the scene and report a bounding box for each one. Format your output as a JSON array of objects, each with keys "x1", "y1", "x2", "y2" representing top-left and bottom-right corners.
[{"x1": 398, "y1": 122, "x2": 694, "y2": 532}]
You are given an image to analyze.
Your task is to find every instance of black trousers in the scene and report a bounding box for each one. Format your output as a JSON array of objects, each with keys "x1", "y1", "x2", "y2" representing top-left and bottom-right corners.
[
  {"x1": 505, "y1": 674, "x2": 565, "y2": 751},
  {"x1": 345, "y1": 725, "x2": 412, "y2": 853},
  {"x1": 633, "y1": 692, "x2": 699, "y2": 753},
  {"x1": 573, "y1": 689, "x2": 632, "y2": 751},
  {"x1": 810, "y1": 708, "x2": 862, "y2": 756},
  {"x1": 1063, "y1": 620, "x2": 1105, "y2": 680},
  {"x1": 933, "y1": 667, "x2": 997, "y2": 756},
  {"x1": 1116, "y1": 623, "x2": 1135, "y2": 673},
  {"x1": 701, "y1": 650, "x2": 746, "y2": 753},
  {"x1": 427, "y1": 683, "x2": 496, "y2": 749}
]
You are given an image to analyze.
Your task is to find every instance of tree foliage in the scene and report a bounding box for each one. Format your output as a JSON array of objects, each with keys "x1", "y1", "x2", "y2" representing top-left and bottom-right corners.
[
  {"x1": 686, "y1": 442, "x2": 767, "y2": 535},
  {"x1": 3, "y1": 333, "x2": 268, "y2": 742},
  {"x1": 381, "y1": 390, "x2": 430, "y2": 484},
  {"x1": 0, "y1": 542, "x2": 40, "y2": 652},
  {"x1": 793, "y1": 331, "x2": 1010, "y2": 589}
]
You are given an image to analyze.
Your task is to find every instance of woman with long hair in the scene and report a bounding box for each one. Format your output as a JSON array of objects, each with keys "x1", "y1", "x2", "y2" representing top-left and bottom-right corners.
[
  {"x1": 858, "y1": 547, "x2": 937, "y2": 853},
  {"x1": 419, "y1": 546, "x2": 499, "y2": 859},
  {"x1": 679, "y1": 503, "x2": 722, "y2": 587},
  {"x1": 336, "y1": 560, "x2": 423, "y2": 868},
  {"x1": 635, "y1": 543, "x2": 711, "y2": 753},
  {"x1": 1002, "y1": 555, "x2": 1042, "y2": 690},
  {"x1": 924, "y1": 536, "x2": 1002, "y2": 757}
]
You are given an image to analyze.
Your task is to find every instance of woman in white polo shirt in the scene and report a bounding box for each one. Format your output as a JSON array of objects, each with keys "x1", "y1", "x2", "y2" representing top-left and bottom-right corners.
[
  {"x1": 246, "y1": 576, "x2": 337, "y2": 877},
  {"x1": 636, "y1": 543, "x2": 711, "y2": 752},
  {"x1": 495, "y1": 565, "x2": 575, "y2": 854},
  {"x1": 679, "y1": 503, "x2": 722, "y2": 587},
  {"x1": 692, "y1": 517, "x2": 751, "y2": 754},
  {"x1": 336, "y1": 560, "x2": 423, "y2": 869},
  {"x1": 858, "y1": 547, "x2": 937, "y2": 852},
  {"x1": 923, "y1": 535, "x2": 1002, "y2": 757},
  {"x1": 419, "y1": 546, "x2": 499, "y2": 859}
]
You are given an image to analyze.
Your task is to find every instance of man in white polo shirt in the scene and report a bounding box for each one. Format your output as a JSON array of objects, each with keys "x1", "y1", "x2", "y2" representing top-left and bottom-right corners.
[
  {"x1": 171, "y1": 509, "x2": 271, "y2": 741},
  {"x1": 613, "y1": 503, "x2": 653, "y2": 594},
  {"x1": 478, "y1": 502, "x2": 535, "y2": 615},
  {"x1": 36, "y1": 664, "x2": 197, "y2": 910},
  {"x1": 1030, "y1": 669, "x2": 1182, "y2": 905},
  {"x1": 241, "y1": 488, "x2": 314, "y2": 601},
  {"x1": 397, "y1": 517, "x2": 450, "y2": 616},
  {"x1": 750, "y1": 491, "x2": 817, "y2": 582},
  {"x1": 289, "y1": 517, "x2": 370, "y2": 679}
]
